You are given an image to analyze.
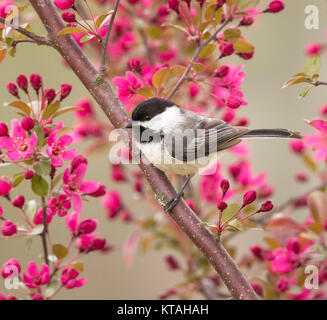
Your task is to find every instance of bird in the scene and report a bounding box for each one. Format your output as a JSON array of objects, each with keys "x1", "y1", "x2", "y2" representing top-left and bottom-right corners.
[{"x1": 125, "y1": 97, "x2": 301, "y2": 212}]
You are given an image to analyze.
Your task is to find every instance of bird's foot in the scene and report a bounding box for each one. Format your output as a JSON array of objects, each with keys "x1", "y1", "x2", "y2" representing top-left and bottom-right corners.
[{"x1": 164, "y1": 192, "x2": 184, "y2": 212}]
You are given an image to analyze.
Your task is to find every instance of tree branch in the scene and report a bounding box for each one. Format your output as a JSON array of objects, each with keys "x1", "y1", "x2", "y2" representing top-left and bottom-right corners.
[
  {"x1": 167, "y1": 19, "x2": 230, "y2": 100},
  {"x1": 41, "y1": 196, "x2": 49, "y2": 265},
  {"x1": 28, "y1": 0, "x2": 258, "y2": 300},
  {"x1": 97, "y1": 0, "x2": 120, "y2": 83},
  {"x1": 0, "y1": 17, "x2": 51, "y2": 46}
]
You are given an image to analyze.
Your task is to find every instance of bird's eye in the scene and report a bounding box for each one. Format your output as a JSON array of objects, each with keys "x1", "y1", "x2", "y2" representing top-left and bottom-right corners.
[{"x1": 145, "y1": 116, "x2": 151, "y2": 121}]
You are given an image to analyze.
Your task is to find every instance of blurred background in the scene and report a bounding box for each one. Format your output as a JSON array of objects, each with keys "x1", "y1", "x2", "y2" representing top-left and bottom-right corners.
[{"x1": 0, "y1": 0, "x2": 327, "y2": 299}]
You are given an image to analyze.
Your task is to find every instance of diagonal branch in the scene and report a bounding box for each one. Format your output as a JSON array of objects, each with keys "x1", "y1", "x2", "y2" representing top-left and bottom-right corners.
[
  {"x1": 97, "y1": 0, "x2": 120, "y2": 83},
  {"x1": 28, "y1": 0, "x2": 258, "y2": 300},
  {"x1": 167, "y1": 19, "x2": 230, "y2": 100},
  {"x1": 0, "y1": 17, "x2": 51, "y2": 46}
]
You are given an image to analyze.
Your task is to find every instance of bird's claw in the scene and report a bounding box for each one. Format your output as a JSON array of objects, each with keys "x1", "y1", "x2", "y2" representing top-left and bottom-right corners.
[{"x1": 164, "y1": 192, "x2": 184, "y2": 212}]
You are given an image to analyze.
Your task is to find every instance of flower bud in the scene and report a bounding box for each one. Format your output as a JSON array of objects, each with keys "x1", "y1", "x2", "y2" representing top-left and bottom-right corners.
[
  {"x1": 6, "y1": 82, "x2": 20, "y2": 99},
  {"x1": 0, "y1": 123, "x2": 8, "y2": 137},
  {"x1": 240, "y1": 16, "x2": 254, "y2": 27},
  {"x1": 30, "y1": 74, "x2": 42, "y2": 94},
  {"x1": 60, "y1": 84, "x2": 72, "y2": 101},
  {"x1": 220, "y1": 43, "x2": 234, "y2": 58},
  {"x1": 1, "y1": 220, "x2": 17, "y2": 236},
  {"x1": 168, "y1": 0, "x2": 179, "y2": 12},
  {"x1": 217, "y1": 201, "x2": 227, "y2": 211},
  {"x1": 16, "y1": 74, "x2": 28, "y2": 93},
  {"x1": 24, "y1": 170, "x2": 34, "y2": 180},
  {"x1": 133, "y1": 180, "x2": 143, "y2": 193},
  {"x1": 45, "y1": 88, "x2": 57, "y2": 104},
  {"x1": 237, "y1": 52, "x2": 254, "y2": 60},
  {"x1": 120, "y1": 210, "x2": 133, "y2": 222},
  {"x1": 286, "y1": 237, "x2": 301, "y2": 254},
  {"x1": 227, "y1": 96, "x2": 241, "y2": 109},
  {"x1": 276, "y1": 276, "x2": 289, "y2": 292},
  {"x1": 164, "y1": 255, "x2": 179, "y2": 270},
  {"x1": 216, "y1": 0, "x2": 226, "y2": 9},
  {"x1": 71, "y1": 155, "x2": 88, "y2": 171},
  {"x1": 251, "y1": 283, "x2": 263, "y2": 296},
  {"x1": 266, "y1": 0, "x2": 285, "y2": 13},
  {"x1": 289, "y1": 140, "x2": 304, "y2": 154},
  {"x1": 0, "y1": 178, "x2": 12, "y2": 197},
  {"x1": 62, "y1": 11, "x2": 76, "y2": 22},
  {"x1": 127, "y1": 58, "x2": 143, "y2": 73},
  {"x1": 250, "y1": 245, "x2": 263, "y2": 259},
  {"x1": 12, "y1": 195, "x2": 25, "y2": 209},
  {"x1": 92, "y1": 238, "x2": 107, "y2": 251},
  {"x1": 242, "y1": 190, "x2": 256, "y2": 206},
  {"x1": 21, "y1": 117, "x2": 34, "y2": 131},
  {"x1": 89, "y1": 185, "x2": 106, "y2": 198},
  {"x1": 257, "y1": 200, "x2": 273, "y2": 213},
  {"x1": 305, "y1": 42, "x2": 321, "y2": 56},
  {"x1": 78, "y1": 218, "x2": 98, "y2": 234},
  {"x1": 214, "y1": 65, "x2": 229, "y2": 78},
  {"x1": 157, "y1": 5, "x2": 170, "y2": 17},
  {"x1": 220, "y1": 179, "x2": 230, "y2": 195}
]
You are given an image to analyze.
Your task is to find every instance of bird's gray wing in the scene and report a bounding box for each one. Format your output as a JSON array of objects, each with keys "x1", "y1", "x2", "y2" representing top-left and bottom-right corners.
[{"x1": 164, "y1": 116, "x2": 249, "y2": 162}]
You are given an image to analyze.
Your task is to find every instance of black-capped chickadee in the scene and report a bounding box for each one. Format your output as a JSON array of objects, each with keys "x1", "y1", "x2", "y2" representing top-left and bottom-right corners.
[{"x1": 125, "y1": 98, "x2": 301, "y2": 211}]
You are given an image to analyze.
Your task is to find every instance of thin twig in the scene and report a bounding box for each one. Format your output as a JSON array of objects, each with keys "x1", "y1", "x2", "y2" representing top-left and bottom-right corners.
[
  {"x1": 0, "y1": 17, "x2": 51, "y2": 46},
  {"x1": 167, "y1": 19, "x2": 230, "y2": 100},
  {"x1": 41, "y1": 197, "x2": 49, "y2": 266},
  {"x1": 97, "y1": 0, "x2": 120, "y2": 83}
]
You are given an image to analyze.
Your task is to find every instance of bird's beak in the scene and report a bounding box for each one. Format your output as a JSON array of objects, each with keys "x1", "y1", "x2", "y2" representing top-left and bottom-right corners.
[{"x1": 125, "y1": 121, "x2": 133, "y2": 128}]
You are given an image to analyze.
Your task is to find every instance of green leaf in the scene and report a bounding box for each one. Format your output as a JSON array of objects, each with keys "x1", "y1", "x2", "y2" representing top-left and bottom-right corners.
[
  {"x1": 304, "y1": 56, "x2": 321, "y2": 77},
  {"x1": 28, "y1": 225, "x2": 44, "y2": 235},
  {"x1": 52, "y1": 106, "x2": 83, "y2": 118},
  {"x1": 53, "y1": 244, "x2": 69, "y2": 259},
  {"x1": 152, "y1": 68, "x2": 171, "y2": 90},
  {"x1": 31, "y1": 175, "x2": 48, "y2": 197},
  {"x1": 79, "y1": 34, "x2": 95, "y2": 43},
  {"x1": 34, "y1": 126, "x2": 45, "y2": 147},
  {"x1": 199, "y1": 43, "x2": 216, "y2": 58},
  {"x1": 161, "y1": 23, "x2": 188, "y2": 34},
  {"x1": 70, "y1": 262, "x2": 84, "y2": 272},
  {"x1": 233, "y1": 39, "x2": 254, "y2": 53},
  {"x1": 299, "y1": 85, "x2": 312, "y2": 99},
  {"x1": 34, "y1": 160, "x2": 51, "y2": 176},
  {"x1": 221, "y1": 204, "x2": 240, "y2": 222},
  {"x1": 282, "y1": 77, "x2": 308, "y2": 88},
  {"x1": 137, "y1": 87, "x2": 155, "y2": 98},
  {"x1": 42, "y1": 101, "x2": 61, "y2": 120},
  {"x1": 224, "y1": 28, "x2": 241, "y2": 42},
  {"x1": 12, "y1": 175, "x2": 24, "y2": 187},
  {"x1": 191, "y1": 63, "x2": 206, "y2": 73},
  {"x1": 57, "y1": 27, "x2": 87, "y2": 37},
  {"x1": 95, "y1": 10, "x2": 113, "y2": 27},
  {"x1": 0, "y1": 47, "x2": 7, "y2": 64},
  {"x1": 6, "y1": 101, "x2": 31, "y2": 115}
]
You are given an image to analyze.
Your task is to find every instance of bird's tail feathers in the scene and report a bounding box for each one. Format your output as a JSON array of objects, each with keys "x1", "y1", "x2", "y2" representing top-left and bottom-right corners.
[{"x1": 242, "y1": 128, "x2": 302, "y2": 140}]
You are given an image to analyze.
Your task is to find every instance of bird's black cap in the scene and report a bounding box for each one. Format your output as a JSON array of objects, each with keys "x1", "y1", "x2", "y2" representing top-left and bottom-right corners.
[{"x1": 131, "y1": 98, "x2": 176, "y2": 122}]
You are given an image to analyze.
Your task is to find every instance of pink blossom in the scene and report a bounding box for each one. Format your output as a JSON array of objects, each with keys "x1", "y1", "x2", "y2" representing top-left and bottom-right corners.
[
  {"x1": 102, "y1": 189, "x2": 122, "y2": 218},
  {"x1": 54, "y1": 0, "x2": 75, "y2": 10},
  {"x1": 47, "y1": 131, "x2": 76, "y2": 167},
  {"x1": 0, "y1": 292, "x2": 16, "y2": 300},
  {"x1": 200, "y1": 162, "x2": 233, "y2": 204},
  {"x1": 0, "y1": 0, "x2": 12, "y2": 19},
  {"x1": 270, "y1": 248, "x2": 294, "y2": 274},
  {"x1": 34, "y1": 208, "x2": 54, "y2": 225},
  {"x1": 212, "y1": 65, "x2": 247, "y2": 109},
  {"x1": 76, "y1": 232, "x2": 107, "y2": 252},
  {"x1": 22, "y1": 262, "x2": 50, "y2": 289},
  {"x1": 78, "y1": 218, "x2": 98, "y2": 234},
  {"x1": 112, "y1": 71, "x2": 142, "y2": 101},
  {"x1": 304, "y1": 119, "x2": 327, "y2": 161},
  {"x1": 0, "y1": 119, "x2": 37, "y2": 161},
  {"x1": 189, "y1": 82, "x2": 199, "y2": 98},
  {"x1": 66, "y1": 211, "x2": 79, "y2": 234},
  {"x1": 1, "y1": 259, "x2": 21, "y2": 278},
  {"x1": 74, "y1": 98, "x2": 94, "y2": 119},
  {"x1": 60, "y1": 266, "x2": 86, "y2": 289},
  {"x1": 63, "y1": 163, "x2": 100, "y2": 213},
  {"x1": 276, "y1": 276, "x2": 290, "y2": 292},
  {"x1": 48, "y1": 194, "x2": 71, "y2": 217},
  {"x1": 228, "y1": 160, "x2": 266, "y2": 188}
]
